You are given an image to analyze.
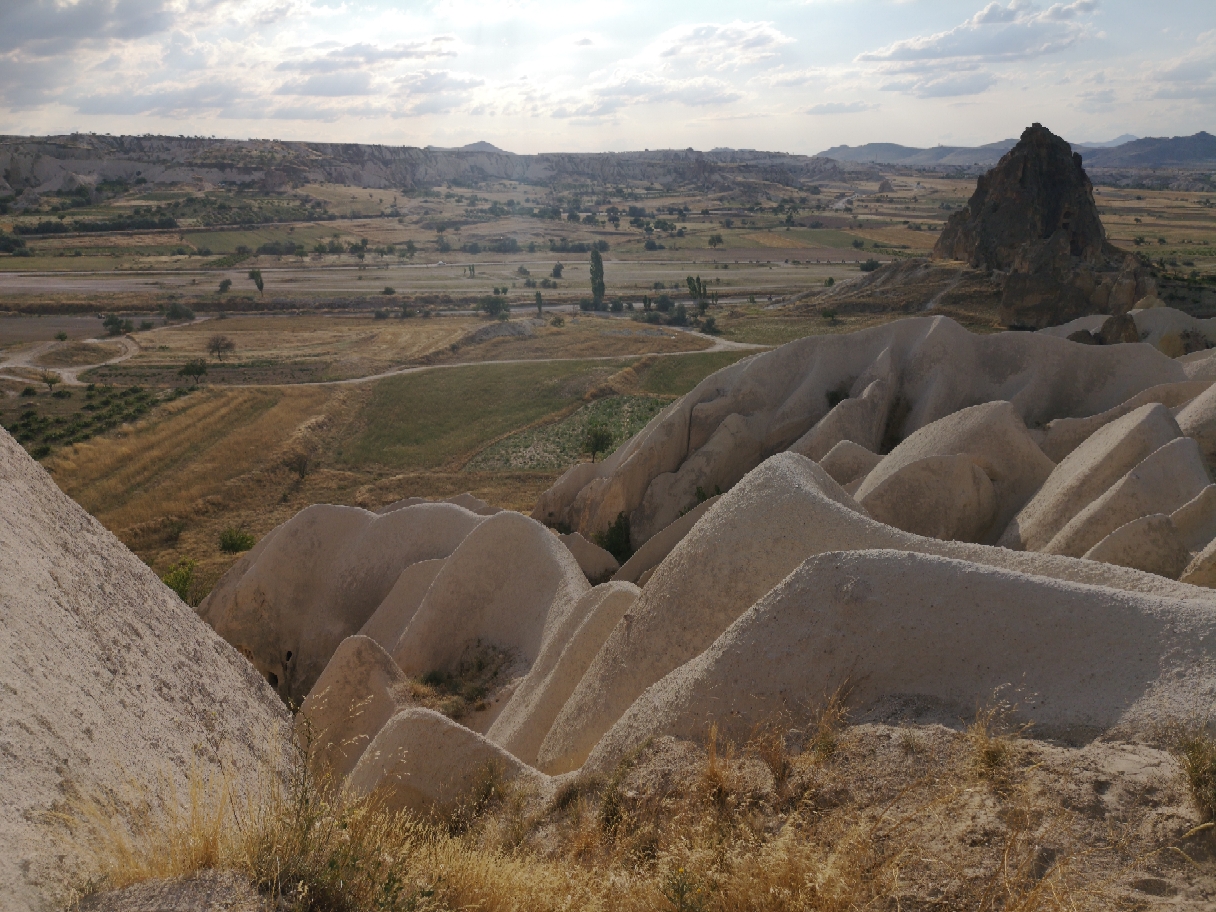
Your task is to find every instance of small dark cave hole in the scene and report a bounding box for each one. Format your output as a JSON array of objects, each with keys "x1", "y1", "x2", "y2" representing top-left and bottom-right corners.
[
  {"x1": 267, "y1": 672, "x2": 279, "y2": 688},
  {"x1": 285, "y1": 651, "x2": 292, "y2": 662}
]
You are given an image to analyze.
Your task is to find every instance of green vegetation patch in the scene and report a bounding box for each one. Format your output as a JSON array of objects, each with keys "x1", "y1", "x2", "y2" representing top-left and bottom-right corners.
[
  {"x1": 636, "y1": 351, "x2": 754, "y2": 397},
  {"x1": 1, "y1": 384, "x2": 191, "y2": 459},
  {"x1": 343, "y1": 359, "x2": 633, "y2": 470},
  {"x1": 465, "y1": 395, "x2": 666, "y2": 472}
]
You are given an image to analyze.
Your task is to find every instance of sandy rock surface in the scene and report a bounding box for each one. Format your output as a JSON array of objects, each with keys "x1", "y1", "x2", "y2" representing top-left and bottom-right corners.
[
  {"x1": 586, "y1": 548, "x2": 1216, "y2": 773},
  {"x1": 0, "y1": 430, "x2": 288, "y2": 912},
  {"x1": 199, "y1": 501, "x2": 485, "y2": 703}
]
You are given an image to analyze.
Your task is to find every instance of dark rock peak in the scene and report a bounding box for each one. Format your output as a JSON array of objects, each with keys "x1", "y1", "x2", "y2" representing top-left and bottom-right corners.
[{"x1": 933, "y1": 123, "x2": 1106, "y2": 271}]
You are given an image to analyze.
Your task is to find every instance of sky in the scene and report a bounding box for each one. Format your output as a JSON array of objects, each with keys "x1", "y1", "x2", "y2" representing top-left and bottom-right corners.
[{"x1": 0, "y1": 0, "x2": 1212, "y2": 154}]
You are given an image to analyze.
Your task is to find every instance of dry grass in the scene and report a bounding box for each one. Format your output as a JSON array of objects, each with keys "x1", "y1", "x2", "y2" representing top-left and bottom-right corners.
[
  {"x1": 60, "y1": 709, "x2": 1208, "y2": 912},
  {"x1": 32, "y1": 341, "x2": 125, "y2": 367},
  {"x1": 1171, "y1": 728, "x2": 1216, "y2": 821}
]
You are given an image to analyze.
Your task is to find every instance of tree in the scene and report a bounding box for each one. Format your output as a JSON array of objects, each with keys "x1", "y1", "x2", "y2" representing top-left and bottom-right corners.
[
  {"x1": 589, "y1": 248, "x2": 605, "y2": 307},
  {"x1": 478, "y1": 295, "x2": 509, "y2": 318},
  {"x1": 584, "y1": 423, "x2": 613, "y2": 463},
  {"x1": 218, "y1": 278, "x2": 232, "y2": 294},
  {"x1": 285, "y1": 452, "x2": 311, "y2": 481},
  {"x1": 551, "y1": 262, "x2": 564, "y2": 279},
  {"x1": 708, "y1": 234, "x2": 724, "y2": 248},
  {"x1": 40, "y1": 371, "x2": 60, "y2": 393},
  {"x1": 248, "y1": 268, "x2": 264, "y2": 295},
  {"x1": 207, "y1": 334, "x2": 236, "y2": 360},
  {"x1": 179, "y1": 358, "x2": 207, "y2": 386},
  {"x1": 535, "y1": 291, "x2": 543, "y2": 316},
  {"x1": 103, "y1": 313, "x2": 132, "y2": 336}
]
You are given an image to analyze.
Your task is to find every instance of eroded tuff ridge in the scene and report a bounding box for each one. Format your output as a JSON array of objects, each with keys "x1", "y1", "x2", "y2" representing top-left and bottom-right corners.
[{"x1": 196, "y1": 313, "x2": 1216, "y2": 820}]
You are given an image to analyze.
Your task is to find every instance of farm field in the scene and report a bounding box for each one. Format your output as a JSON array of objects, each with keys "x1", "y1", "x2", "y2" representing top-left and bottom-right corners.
[{"x1": 3, "y1": 165, "x2": 1214, "y2": 601}]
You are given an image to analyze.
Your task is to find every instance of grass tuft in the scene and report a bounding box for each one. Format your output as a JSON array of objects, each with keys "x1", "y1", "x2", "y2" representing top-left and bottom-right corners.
[{"x1": 1172, "y1": 728, "x2": 1216, "y2": 820}]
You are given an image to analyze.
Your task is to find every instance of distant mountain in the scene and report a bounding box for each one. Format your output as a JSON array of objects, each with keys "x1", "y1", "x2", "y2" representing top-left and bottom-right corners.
[
  {"x1": 818, "y1": 132, "x2": 1215, "y2": 170},
  {"x1": 424, "y1": 141, "x2": 511, "y2": 153},
  {"x1": 1081, "y1": 132, "x2": 1216, "y2": 167},
  {"x1": 1073, "y1": 134, "x2": 1139, "y2": 149},
  {"x1": 818, "y1": 140, "x2": 1016, "y2": 168}
]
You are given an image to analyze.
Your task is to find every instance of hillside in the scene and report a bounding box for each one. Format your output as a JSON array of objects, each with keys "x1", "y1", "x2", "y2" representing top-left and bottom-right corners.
[
  {"x1": 1083, "y1": 131, "x2": 1216, "y2": 167},
  {"x1": 0, "y1": 135, "x2": 875, "y2": 200},
  {"x1": 820, "y1": 132, "x2": 1216, "y2": 170}
]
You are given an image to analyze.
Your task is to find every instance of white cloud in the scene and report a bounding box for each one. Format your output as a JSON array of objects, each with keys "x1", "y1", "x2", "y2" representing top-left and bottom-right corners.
[
  {"x1": 1146, "y1": 30, "x2": 1216, "y2": 102},
  {"x1": 652, "y1": 20, "x2": 795, "y2": 70},
  {"x1": 804, "y1": 101, "x2": 875, "y2": 114},
  {"x1": 860, "y1": 1, "x2": 1096, "y2": 65},
  {"x1": 856, "y1": 1, "x2": 1097, "y2": 99},
  {"x1": 275, "y1": 72, "x2": 373, "y2": 96}
]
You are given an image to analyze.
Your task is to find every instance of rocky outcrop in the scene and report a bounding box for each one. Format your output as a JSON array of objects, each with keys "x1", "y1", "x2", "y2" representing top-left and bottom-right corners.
[
  {"x1": 535, "y1": 315, "x2": 1184, "y2": 549},
  {"x1": 0, "y1": 429, "x2": 289, "y2": 911},
  {"x1": 933, "y1": 124, "x2": 1154, "y2": 328}
]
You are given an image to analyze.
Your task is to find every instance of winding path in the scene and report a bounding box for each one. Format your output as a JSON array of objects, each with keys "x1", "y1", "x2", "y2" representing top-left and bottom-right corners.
[{"x1": 1, "y1": 320, "x2": 765, "y2": 392}]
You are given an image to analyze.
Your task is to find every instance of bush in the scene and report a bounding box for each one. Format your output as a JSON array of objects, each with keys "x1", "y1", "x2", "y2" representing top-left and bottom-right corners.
[
  {"x1": 583, "y1": 423, "x2": 613, "y2": 462},
  {"x1": 20, "y1": 387, "x2": 36, "y2": 397},
  {"x1": 860, "y1": 258, "x2": 881, "y2": 272},
  {"x1": 165, "y1": 301, "x2": 195, "y2": 321},
  {"x1": 161, "y1": 559, "x2": 195, "y2": 603},
  {"x1": 382, "y1": 286, "x2": 396, "y2": 295},
  {"x1": 373, "y1": 309, "x2": 389, "y2": 320},
  {"x1": 593, "y1": 512, "x2": 633, "y2": 564},
  {"x1": 478, "y1": 295, "x2": 509, "y2": 318},
  {"x1": 1174, "y1": 730, "x2": 1216, "y2": 820},
  {"x1": 219, "y1": 527, "x2": 256, "y2": 554}
]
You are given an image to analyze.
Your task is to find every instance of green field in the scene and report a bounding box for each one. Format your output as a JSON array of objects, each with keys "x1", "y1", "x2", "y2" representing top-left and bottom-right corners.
[
  {"x1": 636, "y1": 351, "x2": 754, "y2": 396},
  {"x1": 465, "y1": 395, "x2": 667, "y2": 471},
  {"x1": 342, "y1": 359, "x2": 636, "y2": 470}
]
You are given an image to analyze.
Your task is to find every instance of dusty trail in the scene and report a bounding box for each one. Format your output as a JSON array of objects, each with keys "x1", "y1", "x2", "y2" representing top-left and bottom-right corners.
[
  {"x1": 243, "y1": 328, "x2": 765, "y2": 390},
  {"x1": 2, "y1": 320, "x2": 764, "y2": 391}
]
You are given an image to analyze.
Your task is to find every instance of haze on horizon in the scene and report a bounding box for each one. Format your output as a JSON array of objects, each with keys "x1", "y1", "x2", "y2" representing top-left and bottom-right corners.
[{"x1": 0, "y1": 0, "x2": 1212, "y2": 154}]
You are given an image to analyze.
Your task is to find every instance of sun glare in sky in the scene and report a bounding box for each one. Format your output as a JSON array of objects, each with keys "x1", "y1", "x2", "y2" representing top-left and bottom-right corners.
[{"x1": 0, "y1": 0, "x2": 1212, "y2": 151}]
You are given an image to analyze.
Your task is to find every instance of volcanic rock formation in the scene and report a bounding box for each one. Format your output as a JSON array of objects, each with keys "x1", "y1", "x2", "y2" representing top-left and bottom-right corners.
[
  {"x1": 192, "y1": 313, "x2": 1216, "y2": 823},
  {"x1": 933, "y1": 123, "x2": 1154, "y2": 328}
]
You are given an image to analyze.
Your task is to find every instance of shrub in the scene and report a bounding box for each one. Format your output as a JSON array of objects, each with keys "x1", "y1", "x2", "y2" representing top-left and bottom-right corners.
[
  {"x1": 860, "y1": 258, "x2": 881, "y2": 272},
  {"x1": 161, "y1": 559, "x2": 195, "y2": 603},
  {"x1": 594, "y1": 512, "x2": 632, "y2": 563},
  {"x1": 219, "y1": 527, "x2": 256, "y2": 554},
  {"x1": 583, "y1": 424, "x2": 613, "y2": 462},
  {"x1": 382, "y1": 286, "x2": 396, "y2": 295},
  {"x1": 549, "y1": 315, "x2": 565, "y2": 327},
  {"x1": 165, "y1": 301, "x2": 195, "y2": 321},
  {"x1": 285, "y1": 452, "x2": 311, "y2": 480},
  {"x1": 373, "y1": 309, "x2": 388, "y2": 320},
  {"x1": 478, "y1": 295, "x2": 509, "y2": 318},
  {"x1": 55, "y1": 331, "x2": 68, "y2": 341},
  {"x1": 1174, "y1": 729, "x2": 1216, "y2": 820},
  {"x1": 824, "y1": 277, "x2": 835, "y2": 287},
  {"x1": 20, "y1": 387, "x2": 36, "y2": 397}
]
